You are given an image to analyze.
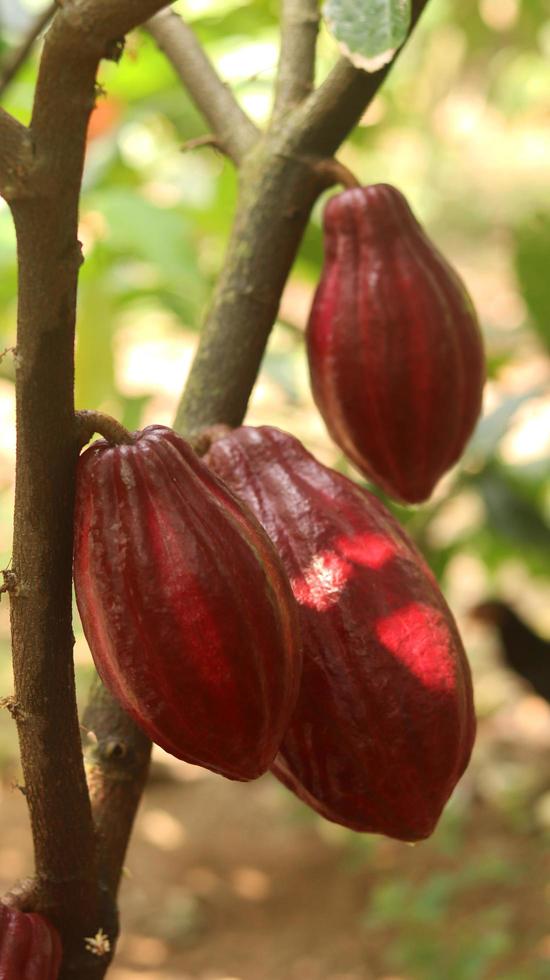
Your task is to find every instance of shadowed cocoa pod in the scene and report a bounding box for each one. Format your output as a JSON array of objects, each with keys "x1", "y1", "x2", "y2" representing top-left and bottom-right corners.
[
  {"x1": 0, "y1": 904, "x2": 62, "y2": 979},
  {"x1": 307, "y1": 183, "x2": 485, "y2": 503},
  {"x1": 204, "y1": 425, "x2": 476, "y2": 841},
  {"x1": 74, "y1": 425, "x2": 302, "y2": 781}
]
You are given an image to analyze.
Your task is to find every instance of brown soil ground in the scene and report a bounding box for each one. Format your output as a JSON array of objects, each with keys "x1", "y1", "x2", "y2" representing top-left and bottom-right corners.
[{"x1": 2, "y1": 722, "x2": 549, "y2": 980}]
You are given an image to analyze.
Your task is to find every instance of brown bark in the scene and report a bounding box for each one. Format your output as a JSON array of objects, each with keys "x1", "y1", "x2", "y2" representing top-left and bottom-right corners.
[{"x1": 272, "y1": 0, "x2": 320, "y2": 122}]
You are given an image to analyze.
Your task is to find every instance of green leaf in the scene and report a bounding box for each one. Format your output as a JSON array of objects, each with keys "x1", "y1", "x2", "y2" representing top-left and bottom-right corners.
[
  {"x1": 514, "y1": 212, "x2": 550, "y2": 351},
  {"x1": 475, "y1": 466, "x2": 550, "y2": 551},
  {"x1": 323, "y1": 0, "x2": 411, "y2": 72}
]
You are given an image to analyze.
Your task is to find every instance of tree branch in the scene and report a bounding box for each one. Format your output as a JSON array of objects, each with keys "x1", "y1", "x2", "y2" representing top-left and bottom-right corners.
[
  {"x1": 0, "y1": 107, "x2": 34, "y2": 200},
  {"x1": 7, "y1": 1, "x2": 170, "y2": 976},
  {"x1": 272, "y1": 0, "x2": 320, "y2": 124},
  {"x1": 294, "y1": 0, "x2": 431, "y2": 156},
  {"x1": 0, "y1": 1, "x2": 56, "y2": 98},
  {"x1": 175, "y1": 142, "x2": 327, "y2": 433},
  {"x1": 175, "y1": 0, "x2": 432, "y2": 435},
  {"x1": 82, "y1": 681, "x2": 152, "y2": 898},
  {"x1": 145, "y1": 8, "x2": 259, "y2": 164}
]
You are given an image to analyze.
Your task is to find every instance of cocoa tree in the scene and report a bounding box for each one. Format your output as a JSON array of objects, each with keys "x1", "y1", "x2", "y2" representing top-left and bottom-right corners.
[{"x1": 0, "y1": 1, "x2": 432, "y2": 976}]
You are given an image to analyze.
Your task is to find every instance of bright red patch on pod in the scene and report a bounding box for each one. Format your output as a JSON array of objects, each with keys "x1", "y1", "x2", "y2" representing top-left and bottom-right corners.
[
  {"x1": 73, "y1": 425, "x2": 302, "y2": 781},
  {"x1": 205, "y1": 425, "x2": 476, "y2": 841},
  {"x1": 307, "y1": 183, "x2": 485, "y2": 503}
]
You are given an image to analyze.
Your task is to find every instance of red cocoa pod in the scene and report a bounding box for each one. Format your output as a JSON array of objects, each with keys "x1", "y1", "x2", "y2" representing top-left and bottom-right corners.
[
  {"x1": 204, "y1": 425, "x2": 476, "y2": 840},
  {"x1": 73, "y1": 424, "x2": 302, "y2": 781},
  {"x1": 307, "y1": 183, "x2": 485, "y2": 503},
  {"x1": 0, "y1": 904, "x2": 62, "y2": 979}
]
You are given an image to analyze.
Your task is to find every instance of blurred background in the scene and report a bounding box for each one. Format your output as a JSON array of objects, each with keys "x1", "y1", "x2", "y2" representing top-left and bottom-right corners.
[{"x1": 0, "y1": 0, "x2": 549, "y2": 977}]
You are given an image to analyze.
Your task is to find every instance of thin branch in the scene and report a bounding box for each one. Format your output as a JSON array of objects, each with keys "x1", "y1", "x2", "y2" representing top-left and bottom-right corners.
[
  {"x1": 0, "y1": 107, "x2": 34, "y2": 200},
  {"x1": 294, "y1": 56, "x2": 391, "y2": 155},
  {"x1": 8, "y1": 1, "x2": 170, "y2": 976},
  {"x1": 0, "y1": 1, "x2": 56, "y2": 98},
  {"x1": 272, "y1": 0, "x2": 320, "y2": 123},
  {"x1": 181, "y1": 133, "x2": 223, "y2": 154},
  {"x1": 294, "y1": 0, "x2": 431, "y2": 156},
  {"x1": 145, "y1": 8, "x2": 259, "y2": 164}
]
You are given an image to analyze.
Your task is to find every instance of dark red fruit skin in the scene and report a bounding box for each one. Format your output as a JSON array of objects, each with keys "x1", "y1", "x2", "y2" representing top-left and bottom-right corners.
[
  {"x1": 204, "y1": 425, "x2": 476, "y2": 841},
  {"x1": 0, "y1": 904, "x2": 62, "y2": 979},
  {"x1": 73, "y1": 425, "x2": 302, "y2": 781},
  {"x1": 307, "y1": 183, "x2": 485, "y2": 504}
]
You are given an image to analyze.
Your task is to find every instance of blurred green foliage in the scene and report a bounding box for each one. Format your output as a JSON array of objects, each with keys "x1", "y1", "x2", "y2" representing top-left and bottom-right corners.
[
  {"x1": 515, "y1": 213, "x2": 550, "y2": 352},
  {"x1": 0, "y1": 2, "x2": 549, "y2": 977},
  {"x1": 364, "y1": 858, "x2": 519, "y2": 978}
]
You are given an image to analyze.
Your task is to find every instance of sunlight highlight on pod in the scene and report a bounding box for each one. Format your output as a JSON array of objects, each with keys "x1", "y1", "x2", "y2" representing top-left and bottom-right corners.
[
  {"x1": 375, "y1": 603, "x2": 460, "y2": 693},
  {"x1": 337, "y1": 531, "x2": 398, "y2": 569},
  {"x1": 291, "y1": 533, "x2": 399, "y2": 610},
  {"x1": 292, "y1": 551, "x2": 352, "y2": 611}
]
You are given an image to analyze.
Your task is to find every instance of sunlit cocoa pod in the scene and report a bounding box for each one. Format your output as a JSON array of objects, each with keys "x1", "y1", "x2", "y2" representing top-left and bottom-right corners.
[{"x1": 205, "y1": 425, "x2": 476, "y2": 840}]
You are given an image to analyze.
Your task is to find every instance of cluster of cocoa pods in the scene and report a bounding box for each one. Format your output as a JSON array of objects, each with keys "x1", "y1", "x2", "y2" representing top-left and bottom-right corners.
[
  {"x1": 0, "y1": 163, "x2": 485, "y2": 973},
  {"x1": 73, "y1": 183, "x2": 482, "y2": 852}
]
